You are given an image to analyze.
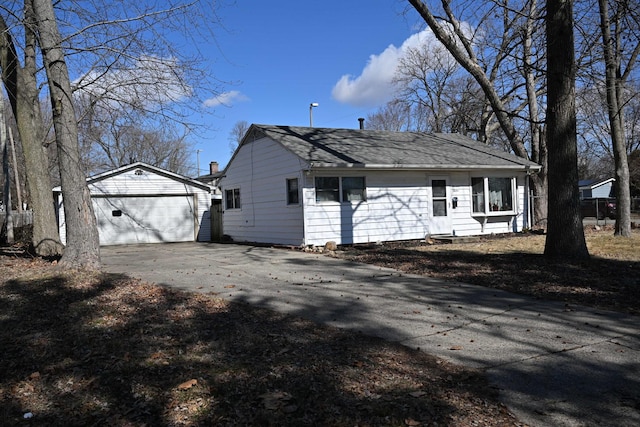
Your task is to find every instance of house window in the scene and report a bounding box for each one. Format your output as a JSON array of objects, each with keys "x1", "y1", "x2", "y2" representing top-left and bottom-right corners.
[
  {"x1": 431, "y1": 179, "x2": 447, "y2": 216},
  {"x1": 471, "y1": 177, "x2": 485, "y2": 213},
  {"x1": 342, "y1": 177, "x2": 366, "y2": 201},
  {"x1": 315, "y1": 177, "x2": 340, "y2": 202},
  {"x1": 315, "y1": 176, "x2": 367, "y2": 202},
  {"x1": 471, "y1": 177, "x2": 515, "y2": 214},
  {"x1": 225, "y1": 188, "x2": 241, "y2": 209},
  {"x1": 286, "y1": 178, "x2": 299, "y2": 205}
]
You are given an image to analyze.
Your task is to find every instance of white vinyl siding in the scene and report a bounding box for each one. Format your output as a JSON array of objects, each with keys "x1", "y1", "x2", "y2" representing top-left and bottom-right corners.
[
  {"x1": 56, "y1": 164, "x2": 211, "y2": 245},
  {"x1": 303, "y1": 171, "x2": 529, "y2": 246},
  {"x1": 219, "y1": 137, "x2": 305, "y2": 245},
  {"x1": 220, "y1": 136, "x2": 531, "y2": 247}
]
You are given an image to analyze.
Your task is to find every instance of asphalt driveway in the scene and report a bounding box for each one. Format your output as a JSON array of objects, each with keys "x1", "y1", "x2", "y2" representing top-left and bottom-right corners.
[{"x1": 102, "y1": 242, "x2": 640, "y2": 427}]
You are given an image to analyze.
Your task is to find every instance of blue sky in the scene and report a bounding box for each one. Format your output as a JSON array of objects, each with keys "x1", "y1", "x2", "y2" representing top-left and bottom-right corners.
[{"x1": 192, "y1": 1, "x2": 428, "y2": 175}]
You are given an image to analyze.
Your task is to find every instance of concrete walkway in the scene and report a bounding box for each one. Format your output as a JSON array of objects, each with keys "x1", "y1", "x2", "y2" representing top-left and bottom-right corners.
[{"x1": 101, "y1": 242, "x2": 640, "y2": 427}]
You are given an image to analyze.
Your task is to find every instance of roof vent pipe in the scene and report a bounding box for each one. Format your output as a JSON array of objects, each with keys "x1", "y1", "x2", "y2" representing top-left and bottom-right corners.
[{"x1": 358, "y1": 117, "x2": 365, "y2": 129}]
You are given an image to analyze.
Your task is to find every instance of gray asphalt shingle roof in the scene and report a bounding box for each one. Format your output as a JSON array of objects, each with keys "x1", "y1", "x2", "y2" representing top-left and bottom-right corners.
[{"x1": 247, "y1": 124, "x2": 541, "y2": 171}]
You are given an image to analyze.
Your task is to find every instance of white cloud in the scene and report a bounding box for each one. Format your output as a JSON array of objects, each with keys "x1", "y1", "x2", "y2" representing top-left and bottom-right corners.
[
  {"x1": 331, "y1": 29, "x2": 444, "y2": 107},
  {"x1": 202, "y1": 90, "x2": 249, "y2": 108},
  {"x1": 74, "y1": 55, "x2": 192, "y2": 108}
]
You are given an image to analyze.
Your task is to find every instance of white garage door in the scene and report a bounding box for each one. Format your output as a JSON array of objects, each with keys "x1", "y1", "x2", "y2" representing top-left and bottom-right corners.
[{"x1": 93, "y1": 195, "x2": 196, "y2": 245}]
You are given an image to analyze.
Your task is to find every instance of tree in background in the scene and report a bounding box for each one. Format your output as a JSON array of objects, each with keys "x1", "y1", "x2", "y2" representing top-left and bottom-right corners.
[
  {"x1": 366, "y1": 99, "x2": 415, "y2": 131},
  {"x1": 73, "y1": 95, "x2": 194, "y2": 176},
  {"x1": 406, "y1": 0, "x2": 548, "y2": 226},
  {"x1": 61, "y1": 0, "x2": 222, "y2": 176},
  {"x1": 544, "y1": 0, "x2": 589, "y2": 258},
  {"x1": 595, "y1": 0, "x2": 638, "y2": 237},
  {"x1": 228, "y1": 120, "x2": 249, "y2": 154}
]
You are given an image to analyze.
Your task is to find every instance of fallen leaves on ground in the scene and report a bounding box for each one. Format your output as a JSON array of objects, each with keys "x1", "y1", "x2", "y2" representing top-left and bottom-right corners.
[
  {"x1": 0, "y1": 255, "x2": 524, "y2": 426},
  {"x1": 336, "y1": 228, "x2": 640, "y2": 316}
]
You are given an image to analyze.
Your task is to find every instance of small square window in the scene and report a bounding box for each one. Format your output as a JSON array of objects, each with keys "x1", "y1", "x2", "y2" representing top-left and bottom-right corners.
[{"x1": 225, "y1": 188, "x2": 241, "y2": 209}]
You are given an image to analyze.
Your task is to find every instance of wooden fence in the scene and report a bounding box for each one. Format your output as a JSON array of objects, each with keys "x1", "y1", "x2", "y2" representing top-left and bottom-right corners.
[{"x1": 0, "y1": 210, "x2": 34, "y2": 228}]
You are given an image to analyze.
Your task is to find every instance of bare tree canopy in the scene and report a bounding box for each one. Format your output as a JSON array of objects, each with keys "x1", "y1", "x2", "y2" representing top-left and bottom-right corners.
[
  {"x1": 406, "y1": 0, "x2": 548, "y2": 225},
  {"x1": 228, "y1": 120, "x2": 249, "y2": 154}
]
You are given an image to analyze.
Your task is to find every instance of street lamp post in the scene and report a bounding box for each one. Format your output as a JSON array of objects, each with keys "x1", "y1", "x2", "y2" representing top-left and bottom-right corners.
[{"x1": 309, "y1": 102, "x2": 319, "y2": 127}]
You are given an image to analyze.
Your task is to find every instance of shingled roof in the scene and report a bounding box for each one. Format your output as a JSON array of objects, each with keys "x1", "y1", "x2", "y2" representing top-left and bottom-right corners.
[{"x1": 243, "y1": 124, "x2": 541, "y2": 171}]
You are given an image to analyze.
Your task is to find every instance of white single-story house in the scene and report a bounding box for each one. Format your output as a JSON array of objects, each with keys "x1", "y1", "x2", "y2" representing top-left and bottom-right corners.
[
  {"x1": 579, "y1": 178, "x2": 615, "y2": 199},
  {"x1": 54, "y1": 162, "x2": 212, "y2": 246},
  {"x1": 218, "y1": 124, "x2": 542, "y2": 247}
]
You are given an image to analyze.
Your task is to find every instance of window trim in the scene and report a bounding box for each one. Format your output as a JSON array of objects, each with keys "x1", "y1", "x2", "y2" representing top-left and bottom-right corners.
[{"x1": 470, "y1": 176, "x2": 516, "y2": 216}]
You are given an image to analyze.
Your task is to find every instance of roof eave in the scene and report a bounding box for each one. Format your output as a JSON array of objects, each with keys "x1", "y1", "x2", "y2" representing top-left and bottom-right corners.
[{"x1": 309, "y1": 163, "x2": 541, "y2": 172}]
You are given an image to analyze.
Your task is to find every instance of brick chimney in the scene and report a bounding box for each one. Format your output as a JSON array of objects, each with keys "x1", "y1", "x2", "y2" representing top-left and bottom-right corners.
[{"x1": 209, "y1": 161, "x2": 219, "y2": 174}]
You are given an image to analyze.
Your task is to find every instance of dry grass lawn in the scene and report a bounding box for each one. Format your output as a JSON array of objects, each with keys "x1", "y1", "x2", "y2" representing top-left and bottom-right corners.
[{"x1": 337, "y1": 227, "x2": 640, "y2": 315}]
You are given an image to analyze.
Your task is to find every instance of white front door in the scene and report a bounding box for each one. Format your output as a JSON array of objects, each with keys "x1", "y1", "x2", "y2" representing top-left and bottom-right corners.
[{"x1": 429, "y1": 177, "x2": 452, "y2": 235}]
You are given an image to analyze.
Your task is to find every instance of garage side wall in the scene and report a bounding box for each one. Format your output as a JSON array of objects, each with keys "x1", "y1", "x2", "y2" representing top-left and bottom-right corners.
[{"x1": 57, "y1": 167, "x2": 211, "y2": 245}]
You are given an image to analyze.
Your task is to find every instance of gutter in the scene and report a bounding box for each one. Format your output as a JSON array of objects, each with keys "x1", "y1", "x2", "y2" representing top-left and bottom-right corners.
[{"x1": 308, "y1": 162, "x2": 542, "y2": 172}]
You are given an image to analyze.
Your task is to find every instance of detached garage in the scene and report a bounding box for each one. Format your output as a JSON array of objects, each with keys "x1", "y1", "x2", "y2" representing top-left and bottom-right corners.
[{"x1": 54, "y1": 162, "x2": 212, "y2": 246}]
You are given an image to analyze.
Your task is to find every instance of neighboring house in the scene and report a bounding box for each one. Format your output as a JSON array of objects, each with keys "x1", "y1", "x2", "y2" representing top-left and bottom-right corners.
[
  {"x1": 196, "y1": 161, "x2": 224, "y2": 195},
  {"x1": 195, "y1": 161, "x2": 225, "y2": 242},
  {"x1": 218, "y1": 124, "x2": 541, "y2": 246},
  {"x1": 579, "y1": 178, "x2": 615, "y2": 199},
  {"x1": 54, "y1": 162, "x2": 212, "y2": 246}
]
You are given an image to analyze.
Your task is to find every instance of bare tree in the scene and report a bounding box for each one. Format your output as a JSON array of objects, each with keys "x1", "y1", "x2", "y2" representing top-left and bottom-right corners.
[
  {"x1": 228, "y1": 120, "x2": 249, "y2": 154},
  {"x1": 73, "y1": 96, "x2": 194, "y2": 175},
  {"x1": 0, "y1": 97, "x2": 13, "y2": 243},
  {"x1": 32, "y1": 0, "x2": 100, "y2": 269},
  {"x1": 596, "y1": 0, "x2": 638, "y2": 237},
  {"x1": 544, "y1": 0, "x2": 589, "y2": 258},
  {"x1": 63, "y1": 0, "x2": 222, "y2": 176},
  {"x1": 394, "y1": 42, "x2": 463, "y2": 132},
  {"x1": 406, "y1": 0, "x2": 549, "y2": 227},
  {"x1": 366, "y1": 99, "x2": 414, "y2": 131},
  {"x1": 2, "y1": 0, "x2": 222, "y2": 261},
  {"x1": 0, "y1": 7, "x2": 64, "y2": 256}
]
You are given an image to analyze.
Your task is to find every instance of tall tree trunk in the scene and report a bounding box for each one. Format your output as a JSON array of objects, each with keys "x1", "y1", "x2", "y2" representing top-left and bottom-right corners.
[
  {"x1": 0, "y1": 10, "x2": 63, "y2": 256},
  {"x1": 31, "y1": 0, "x2": 100, "y2": 269},
  {"x1": 544, "y1": 0, "x2": 589, "y2": 259},
  {"x1": 597, "y1": 0, "x2": 632, "y2": 237},
  {"x1": 0, "y1": 100, "x2": 14, "y2": 244}
]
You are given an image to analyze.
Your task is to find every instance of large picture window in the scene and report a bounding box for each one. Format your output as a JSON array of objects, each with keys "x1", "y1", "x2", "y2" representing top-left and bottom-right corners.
[
  {"x1": 471, "y1": 177, "x2": 515, "y2": 214},
  {"x1": 315, "y1": 176, "x2": 366, "y2": 202},
  {"x1": 225, "y1": 188, "x2": 241, "y2": 209}
]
